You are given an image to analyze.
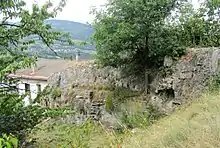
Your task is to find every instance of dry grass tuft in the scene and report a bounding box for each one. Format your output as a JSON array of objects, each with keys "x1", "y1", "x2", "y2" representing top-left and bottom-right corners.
[{"x1": 122, "y1": 91, "x2": 220, "y2": 148}]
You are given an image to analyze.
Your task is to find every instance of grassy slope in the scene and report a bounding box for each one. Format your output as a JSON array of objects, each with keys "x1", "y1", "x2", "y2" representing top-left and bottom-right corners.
[
  {"x1": 29, "y1": 120, "x2": 127, "y2": 148},
  {"x1": 30, "y1": 90, "x2": 220, "y2": 147},
  {"x1": 122, "y1": 91, "x2": 220, "y2": 148}
]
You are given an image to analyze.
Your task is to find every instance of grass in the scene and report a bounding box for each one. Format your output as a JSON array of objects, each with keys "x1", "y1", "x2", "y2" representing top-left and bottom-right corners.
[
  {"x1": 28, "y1": 99, "x2": 163, "y2": 147},
  {"x1": 122, "y1": 90, "x2": 220, "y2": 148},
  {"x1": 28, "y1": 119, "x2": 128, "y2": 148},
  {"x1": 29, "y1": 89, "x2": 220, "y2": 147}
]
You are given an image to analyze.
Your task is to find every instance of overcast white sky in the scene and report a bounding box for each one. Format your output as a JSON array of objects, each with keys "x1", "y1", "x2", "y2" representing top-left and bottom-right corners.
[
  {"x1": 25, "y1": 0, "x2": 107, "y2": 23},
  {"x1": 25, "y1": 0, "x2": 201, "y2": 24}
]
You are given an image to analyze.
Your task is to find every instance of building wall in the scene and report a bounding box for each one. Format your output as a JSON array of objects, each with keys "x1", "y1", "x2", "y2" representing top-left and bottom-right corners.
[{"x1": 18, "y1": 79, "x2": 48, "y2": 105}]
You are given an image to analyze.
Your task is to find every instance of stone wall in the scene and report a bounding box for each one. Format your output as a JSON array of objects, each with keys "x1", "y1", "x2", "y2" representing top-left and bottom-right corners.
[
  {"x1": 48, "y1": 62, "x2": 145, "y2": 92},
  {"x1": 45, "y1": 48, "x2": 220, "y2": 113},
  {"x1": 148, "y1": 48, "x2": 220, "y2": 112}
]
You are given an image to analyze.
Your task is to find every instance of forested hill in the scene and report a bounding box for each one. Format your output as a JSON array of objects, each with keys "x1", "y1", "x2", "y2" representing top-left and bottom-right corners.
[
  {"x1": 46, "y1": 19, "x2": 94, "y2": 41},
  {"x1": 27, "y1": 19, "x2": 95, "y2": 60}
]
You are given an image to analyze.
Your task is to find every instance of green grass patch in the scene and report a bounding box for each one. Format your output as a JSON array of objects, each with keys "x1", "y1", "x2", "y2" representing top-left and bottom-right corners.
[
  {"x1": 122, "y1": 91, "x2": 220, "y2": 148},
  {"x1": 28, "y1": 119, "x2": 130, "y2": 148}
]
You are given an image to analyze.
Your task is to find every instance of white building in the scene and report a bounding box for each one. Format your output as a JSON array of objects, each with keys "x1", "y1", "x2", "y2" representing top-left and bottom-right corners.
[{"x1": 8, "y1": 58, "x2": 75, "y2": 105}]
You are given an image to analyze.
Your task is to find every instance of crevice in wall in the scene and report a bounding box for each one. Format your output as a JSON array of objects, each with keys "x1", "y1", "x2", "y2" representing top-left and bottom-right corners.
[{"x1": 157, "y1": 88, "x2": 175, "y2": 101}]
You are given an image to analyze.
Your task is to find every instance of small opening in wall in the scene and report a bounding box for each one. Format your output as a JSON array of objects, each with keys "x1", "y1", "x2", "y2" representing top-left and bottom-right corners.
[
  {"x1": 158, "y1": 88, "x2": 175, "y2": 101},
  {"x1": 25, "y1": 83, "x2": 30, "y2": 93},
  {"x1": 37, "y1": 84, "x2": 41, "y2": 93},
  {"x1": 165, "y1": 88, "x2": 175, "y2": 99}
]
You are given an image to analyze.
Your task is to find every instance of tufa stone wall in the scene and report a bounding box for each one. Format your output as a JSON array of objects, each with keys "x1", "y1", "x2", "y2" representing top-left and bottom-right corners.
[
  {"x1": 44, "y1": 48, "x2": 220, "y2": 113},
  {"x1": 149, "y1": 48, "x2": 220, "y2": 112},
  {"x1": 48, "y1": 62, "x2": 145, "y2": 92}
]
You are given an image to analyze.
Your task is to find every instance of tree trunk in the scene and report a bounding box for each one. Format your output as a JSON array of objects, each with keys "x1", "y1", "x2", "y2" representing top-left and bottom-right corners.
[
  {"x1": 144, "y1": 36, "x2": 150, "y2": 93},
  {"x1": 145, "y1": 69, "x2": 150, "y2": 93}
]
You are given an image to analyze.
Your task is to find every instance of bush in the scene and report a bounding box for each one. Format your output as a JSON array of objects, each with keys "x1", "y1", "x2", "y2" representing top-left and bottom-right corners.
[
  {"x1": 208, "y1": 74, "x2": 220, "y2": 92},
  {"x1": 0, "y1": 134, "x2": 18, "y2": 148},
  {"x1": 105, "y1": 93, "x2": 115, "y2": 113},
  {"x1": 44, "y1": 106, "x2": 75, "y2": 118},
  {"x1": 0, "y1": 92, "x2": 45, "y2": 137},
  {"x1": 51, "y1": 87, "x2": 62, "y2": 100}
]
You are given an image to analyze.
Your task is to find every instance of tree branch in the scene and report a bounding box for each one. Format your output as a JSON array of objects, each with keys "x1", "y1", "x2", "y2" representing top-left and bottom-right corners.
[
  {"x1": 0, "y1": 23, "x2": 21, "y2": 27},
  {"x1": 38, "y1": 33, "x2": 59, "y2": 56}
]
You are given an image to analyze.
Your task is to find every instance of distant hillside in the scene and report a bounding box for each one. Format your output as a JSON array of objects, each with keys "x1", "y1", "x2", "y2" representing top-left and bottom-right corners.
[
  {"x1": 46, "y1": 19, "x2": 94, "y2": 41},
  {"x1": 26, "y1": 19, "x2": 95, "y2": 60}
]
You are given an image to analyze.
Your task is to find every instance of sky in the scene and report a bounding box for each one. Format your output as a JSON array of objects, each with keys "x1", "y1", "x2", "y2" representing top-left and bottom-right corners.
[
  {"x1": 25, "y1": 0, "x2": 201, "y2": 24},
  {"x1": 25, "y1": 0, "x2": 107, "y2": 23}
]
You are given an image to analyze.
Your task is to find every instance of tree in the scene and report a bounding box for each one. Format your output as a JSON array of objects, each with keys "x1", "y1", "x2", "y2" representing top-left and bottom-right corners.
[
  {"x1": 92, "y1": 0, "x2": 220, "y2": 79},
  {"x1": 205, "y1": 0, "x2": 220, "y2": 46},
  {"x1": 0, "y1": 0, "x2": 69, "y2": 78},
  {"x1": 0, "y1": 0, "x2": 70, "y2": 142},
  {"x1": 92, "y1": 0, "x2": 186, "y2": 77},
  {"x1": 176, "y1": 0, "x2": 220, "y2": 47}
]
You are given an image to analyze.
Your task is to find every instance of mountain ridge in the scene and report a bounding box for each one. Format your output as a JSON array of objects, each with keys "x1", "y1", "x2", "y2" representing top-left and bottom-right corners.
[
  {"x1": 45, "y1": 19, "x2": 94, "y2": 41},
  {"x1": 27, "y1": 19, "x2": 95, "y2": 59}
]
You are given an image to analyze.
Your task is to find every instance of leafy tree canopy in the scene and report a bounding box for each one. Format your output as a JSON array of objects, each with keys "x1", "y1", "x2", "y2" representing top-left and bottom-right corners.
[
  {"x1": 0, "y1": 0, "x2": 70, "y2": 79},
  {"x1": 92, "y1": 0, "x2": 220, "y2": 75},
  {"x1": 0, "y1": 0, "x2": 70, "y2": 141},
  {"x1": 92, "y1": 0, "x2": 186, "y2": 75}
]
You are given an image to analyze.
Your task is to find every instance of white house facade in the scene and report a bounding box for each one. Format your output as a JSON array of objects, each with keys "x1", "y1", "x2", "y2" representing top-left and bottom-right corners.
[
  {"x1": 18, "y1": 78, "x2": 47, "y2": 105},
  {"x1": 8, "y1": 58, "x2": 76, "y2": 105}
]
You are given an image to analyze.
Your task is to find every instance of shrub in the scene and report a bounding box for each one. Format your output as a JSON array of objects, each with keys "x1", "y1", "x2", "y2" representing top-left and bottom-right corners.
[
  {"x1": 0, "y1": 92, "x2": 45, "y2": 138},
  {"x1": 208, "y1": 73, "x2": 220, "y2": 92},
  {"x1": 0, "y1": 134, "x2": 18, "y2": 148},
  {"x1": 44, "y1": 106, "x2": 75, "y2": 118},
  {"x1": 105, "y1": 92, "x2": 115, "y2": 113},
  {"x1": 51, "y1": 87, "x2": 62, "y2": 100}
]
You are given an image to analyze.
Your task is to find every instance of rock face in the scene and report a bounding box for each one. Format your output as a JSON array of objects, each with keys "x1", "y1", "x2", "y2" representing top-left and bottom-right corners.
[
  {"x1": 59, "y1": 91, "x2": 119, "y2": 128},
  {"x1": 154, "y1": 48, "x2": 220, "y2": 98},
  {"x1": 45, "y1": 48, "x2": 220, "y2": 113},
  {"x1": 48, "y1": 62, "x2": 145, "y2": 92},
  {"x1": 149, "y1": 48, "x2": 220, "y2": 112}
]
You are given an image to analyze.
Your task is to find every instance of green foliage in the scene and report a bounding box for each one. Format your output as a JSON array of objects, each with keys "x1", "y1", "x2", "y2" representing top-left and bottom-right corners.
[
  {"x1": 0, "y1": 134, "x2": 18, "y2": 148},
  {"x1": 30, "y1": 120, "x2": 94, "y2": 148},
  {"x1": 44, "y1": 106, "x2": 75, "y2": 118},
  {"x1": 159, "y1": 67, "x2": 174, "y2": 77},
  {"x1": 0, "y1": 92, "x2": 45, "y2": 137},
  {"x1": 105, "y1": 93, "x2": 114, "y2": 113},
  {"x1": 92, "y1": 0, "x2": 186, "y2": 75},
  {"x1": 121, "y1": 104, "x2": 165, "y2": 129},
  {"x1": 175, "y1": 1, "x2": 220, "y2": 47},
  {"x1": 69, "y1": 121, "x2": 93, "y2": 148},
  {"x1": 0, "y1": 0, "x2": 70, "y2": 143},
  {"x1": 121, "y1": 111, "x2": 149, "y2": 129},
  {"x1": 105, "y1": 87, "x2": 141, "y2": 113},
  {"x1": 51, "y1": 87, "x2": 62, "y2": 100},
  {"x1": 208, "y1": 73, "x2": 220, "y2": 92},
  {"x1": 0, "y1": 0, "x2": 71, "y2": 79},
  {"x1": 92, "y1": 0, "x2": 220, "y2": 76}
]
